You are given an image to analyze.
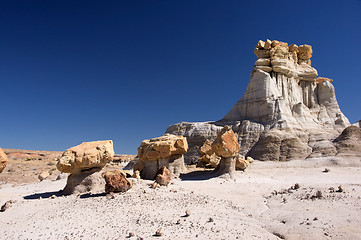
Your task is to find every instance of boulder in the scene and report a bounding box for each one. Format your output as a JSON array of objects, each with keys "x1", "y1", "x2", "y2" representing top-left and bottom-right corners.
[
  {"x1": 155, "y1": 166, "x2": 171, "y2": 186},
  {"x1": 235, "y1": 156, "x2": 250, "y2": 170},
  {"x1": 0, "y1": 148, "x2": 8, "y2": 173},
  {"x1": 57, "y1": 140, "x2": 115, "y2": 195},
  {"x1": 138, "y1": 133, "x2": 188, "y2": 161},
  {"x1": 38, "y1": 171, "x2": 50, "y2": 181},
  {"x1": 57, "y1": 140, "x2": 114, "y2": 174},
  {"x1": 212, "y1": 126, "x2": 240, "y2": 158},
  {"x1": 198, "y1": 140, "x2": 221, "y2": 168},
  {"x1": 298, "y1": 44, "x2": 313, "y2": 60},
  {"x1": 136, "y1": 134, "x2": 187, "y2": 180},
  {"x1": 235, "y1": 155, "x2": 254, "y2": 170},
  {"x1": 102, "y1": 170, "x2": 133, "y2": 193}
]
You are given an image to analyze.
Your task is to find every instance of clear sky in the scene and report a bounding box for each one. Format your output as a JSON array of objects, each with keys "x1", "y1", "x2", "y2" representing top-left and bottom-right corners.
[{"x1": 1, "y1": 0, "x2": 360, "y2": 154}]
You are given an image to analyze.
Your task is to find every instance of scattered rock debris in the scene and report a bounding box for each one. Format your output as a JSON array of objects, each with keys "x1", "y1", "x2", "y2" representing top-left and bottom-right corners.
[
  {"x1": 337, "y1": 185, "x2": 344, "y2": 193},
  {"x1": 185, "y1": 209, "x2": 191, "y2": 217},
  {"x1": 323, "y1": 168, "x2": 331, "y2": 173},
  {"x1": 155, "y1": 228, "x2": 163, "y2": 237},
  {"x1": 150, "y1": 182, "x2": 160, "y2": 189},
  {"x1": 1, "y1": 200, "x2": 13, "y2": 212}
]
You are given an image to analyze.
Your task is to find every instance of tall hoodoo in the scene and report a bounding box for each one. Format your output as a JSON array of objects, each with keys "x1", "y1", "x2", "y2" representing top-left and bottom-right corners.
[{"x1": 167, "y1": 39, "x2": 352, "y2": 162}]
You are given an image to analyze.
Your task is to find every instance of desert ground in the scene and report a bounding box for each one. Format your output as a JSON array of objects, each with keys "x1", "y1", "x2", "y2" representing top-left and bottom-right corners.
[{"x1": 1, "y1": 150, "x2": 361, "y2": 240}]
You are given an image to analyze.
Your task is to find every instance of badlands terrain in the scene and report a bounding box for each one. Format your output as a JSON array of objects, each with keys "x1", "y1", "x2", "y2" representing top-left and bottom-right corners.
[
  {"x1": 1, "y1": 152, "x2": 361, "y2": 240},
  {"x1": 1, "y1": 39, "x2": 361, "y2": 240}
]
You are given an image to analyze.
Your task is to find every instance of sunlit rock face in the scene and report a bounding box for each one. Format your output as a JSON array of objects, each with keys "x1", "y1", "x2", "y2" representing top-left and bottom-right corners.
[{"x1": 167, "y1": 40, "x2": 352, "y2": 162}]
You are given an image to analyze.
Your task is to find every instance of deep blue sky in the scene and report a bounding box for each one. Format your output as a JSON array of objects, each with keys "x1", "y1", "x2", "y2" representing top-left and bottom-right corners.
[{"x1": 1, "y1": 1, "x2": 360, "y2": 154}]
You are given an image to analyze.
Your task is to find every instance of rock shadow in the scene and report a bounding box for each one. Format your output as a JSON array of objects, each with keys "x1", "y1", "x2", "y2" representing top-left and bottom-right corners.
[
  {"x1": 180, "y1": 170, "x2": 220, "y2": 181},
  {"x1": 23, "y1": 190, "x2": 64, "y2": 200},
  {"x1": 79, "y1": 192, "x2": 107, "y2": 199}
]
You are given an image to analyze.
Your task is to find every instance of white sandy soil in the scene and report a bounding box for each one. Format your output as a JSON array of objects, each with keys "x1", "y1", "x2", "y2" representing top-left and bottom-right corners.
[{"x1": 1, "y1": 157, "x2": 361, "y2": 240}]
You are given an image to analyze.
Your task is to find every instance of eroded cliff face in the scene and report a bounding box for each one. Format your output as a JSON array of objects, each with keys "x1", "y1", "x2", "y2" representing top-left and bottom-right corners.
[{"x1": 167, "y1": 40, "x2": 352, "y2": 163}]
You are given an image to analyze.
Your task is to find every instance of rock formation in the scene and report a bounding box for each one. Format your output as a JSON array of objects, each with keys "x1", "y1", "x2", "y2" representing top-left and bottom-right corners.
[
  {"x1": 167, "y1": 39, "x2": 352, "y2": 162},
  {"x1": 0, "y1": 148, "x2": 8, "y2": 173},
  {"x1": 135, "y1": 134, "x2": 188, "y2": 179},
  {"x1": 102, "y1": 170, "x2": 133, "y2": 193},
  {"x1": 353, "y1": 121, "x2": 361, "y2": 128},
  {"x1": 155, "y1": 166, "x2": 171, "y2": 186},
  {"x1": 333, "y1": 126, "x2": 361, "y2": 157},
  {"x1": 198, "y1": 140, "x2": 221, "y2": 168},
  {"x1": 236, "y1": 155, "x2": 254, "y2": 171},
  {"x1": 212, "y1": 126, "x2": 240, "y2": 177},
  {"x1": 57, "y1": 140, "x2": 114, "y2": 195}
]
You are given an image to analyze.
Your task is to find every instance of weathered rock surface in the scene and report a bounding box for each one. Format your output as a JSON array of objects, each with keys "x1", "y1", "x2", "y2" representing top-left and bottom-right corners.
[
  {"x1": 155, "y1": 166, "x2": 171, "y2": 186},
  {"x1": 333, "y1": 126, "x2": 361, "y2": 156},
  {"x1": 62, "y1": 168, "x2": 105, "y2": 195},
  {"x1": 0, "y1": 148, "x2": 8, "y2": 173},
  {"x1": 236, "y1": 155, "x2": 254, "y2": 171},
  {"x1": 212, "y1": 126, "x2": 240, "y2": 158},
  {"x1": 136, "y1": 134, "x2": 187, "y2": 180},
  {"x1": 57, "y1": 140, "x2": 115, "y2": 195},
  {"x1": 57, "y1": 140, "x2": 114, "y2": 174},
  {"x1": 102, "y1": 170, "x2": 133, "y2": 193},
  {"x1": 166, "y1": 123, "x2": 222, "y2": 164},
  {"x1": 353, "y1": 121, "x2": 361, "y2": 128},
  {"x1": 38, "y1": 171, "x2": 50, "y2": 181},
  {"x1": 212, "y1": 126, "x2": 240, "y2": 177},
  {"x1": 167, "y1": 39, "x2": 353, "y2": 162},
  {"x1": 198, "y1": 140, "x2": 220, "y2": 168}
]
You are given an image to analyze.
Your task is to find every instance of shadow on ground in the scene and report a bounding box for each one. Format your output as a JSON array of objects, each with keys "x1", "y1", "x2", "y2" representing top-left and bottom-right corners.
[
  {"x1": 180, "y1": 169, "x2": 221, "y2": 181},
  {"x1": 24, "y1": 191, "x2": 108, "y2": 200},
  {"x1": 23, "y1": 191, "x2": 64, "y2": 200}
]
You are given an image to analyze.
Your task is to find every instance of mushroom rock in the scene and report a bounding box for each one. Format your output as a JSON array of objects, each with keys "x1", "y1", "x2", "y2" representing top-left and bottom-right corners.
[
  {"x1": 136, "y1": 134, "x2": 188, "y2": 180},
  {"x1": 212, "y1": 126, "x2": 240, "y2": 177},
  {"x1": 0, "y1": 148, "x2": 8, "y2": 173},
  {"x1": 167, "y1": 39, "x2": 353, "y2": 162},
  {"x1": 57, "y1": 140, "x2": 114, "y2": 195}
]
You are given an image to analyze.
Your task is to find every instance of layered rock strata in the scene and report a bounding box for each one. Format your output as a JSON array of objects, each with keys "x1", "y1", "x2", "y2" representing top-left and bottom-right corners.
[
  {"x1": 57, "y1": 140, "x2": 114, "y2": 195},
  {"x1": 167, "y1": 40, "x2": 352, "y2": 162},
  {"x1": 135, "y1": 134, "x2": 187, "y2": 179}
]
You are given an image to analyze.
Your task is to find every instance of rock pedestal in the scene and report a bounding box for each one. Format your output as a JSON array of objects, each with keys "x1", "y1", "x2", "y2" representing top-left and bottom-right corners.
[
  {"x1": 135, "y1": 134, "x2": 188, "y2": 180},
  {"x1": 57, "y1": 140, "x2": 114, "y2": 195},
  {"x1": 0, "y1": 148, "x2": 8, "y2": 173},
  {"x1": 212, "y1": 126, "x2": 240, "y2": 177}
]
